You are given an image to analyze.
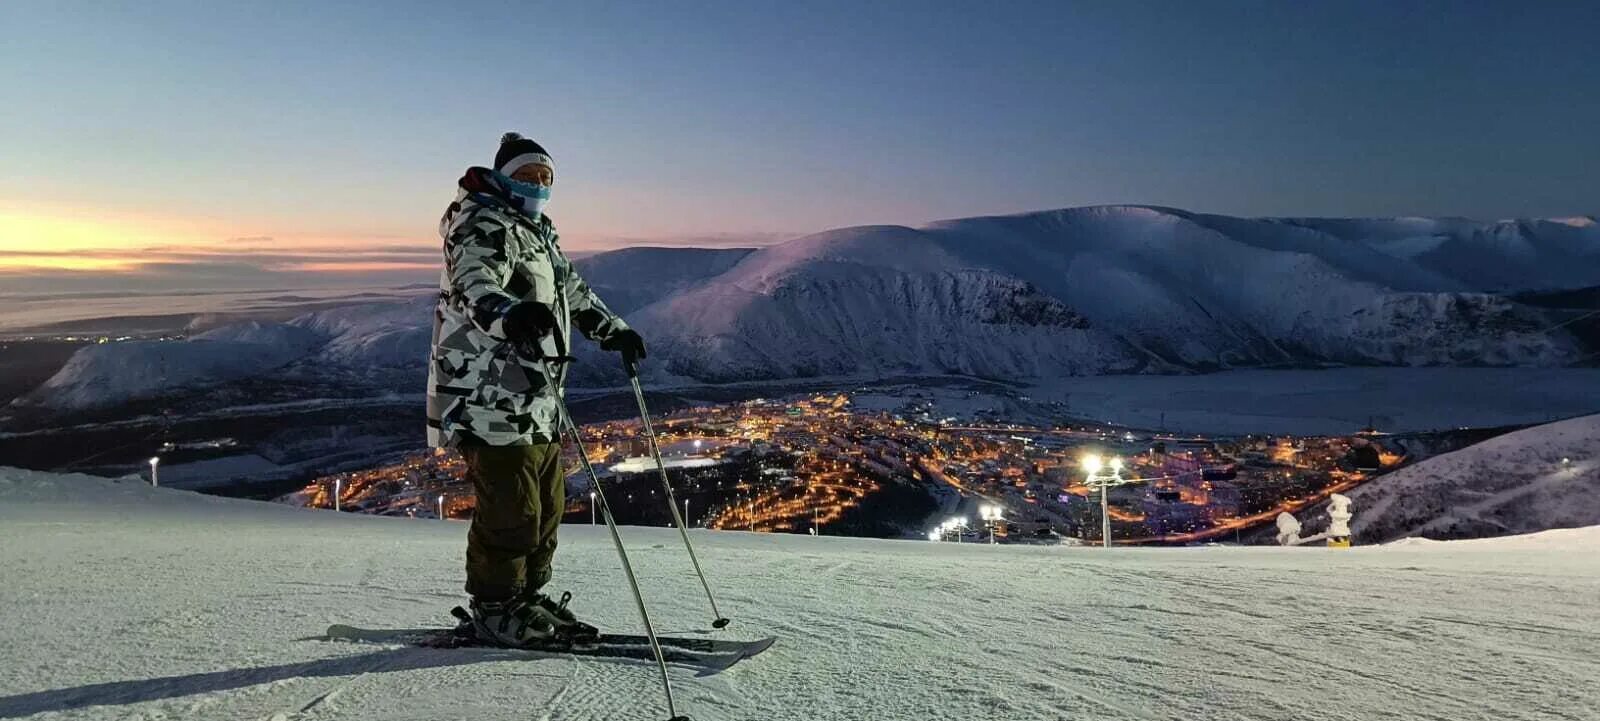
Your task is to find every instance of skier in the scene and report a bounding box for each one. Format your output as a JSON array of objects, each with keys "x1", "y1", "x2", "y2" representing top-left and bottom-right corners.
[{"x1": 427, "y1": 132, "x2": 647, "y2": 647}]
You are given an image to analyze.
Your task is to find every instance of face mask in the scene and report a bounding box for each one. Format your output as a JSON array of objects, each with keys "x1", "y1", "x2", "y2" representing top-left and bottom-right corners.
[{"x1": 496, "y1": 172, "x2": 552, "y2": 217}]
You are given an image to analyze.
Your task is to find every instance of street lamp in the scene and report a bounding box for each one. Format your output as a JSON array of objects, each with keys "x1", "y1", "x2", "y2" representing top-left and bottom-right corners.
[
  {"x1": 590, "y1": 490, "x2": 597, "y2": 525},
  {"x1": 333, "y1": 477, "x2": 341, "y2": 512},
  {"x1": 980, "y1": 504, "x2": 1002, "y2": 544},
  {"x1": 1083, "y1": 454, "x2": 1127, "y2": 549},
  {"x1": 437, "y1": 494, "x2": 446, "y2": 520},
  {"x1": 147, "y1": 457, "x2": 160, "y2": 487}
]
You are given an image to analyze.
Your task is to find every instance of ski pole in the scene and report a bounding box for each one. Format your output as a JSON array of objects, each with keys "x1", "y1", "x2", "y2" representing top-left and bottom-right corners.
[
  {"x1": 534, "y1": 357, "x2": 690, "y2": 721},
  {"x1": 625, "y1": 357, "x2": 730, "y2": 629}
]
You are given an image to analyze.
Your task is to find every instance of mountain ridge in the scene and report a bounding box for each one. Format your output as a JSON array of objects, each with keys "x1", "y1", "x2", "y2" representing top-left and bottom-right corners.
[{"x1": 12, "y1": 205, "x2": 1599, "y2": 410}]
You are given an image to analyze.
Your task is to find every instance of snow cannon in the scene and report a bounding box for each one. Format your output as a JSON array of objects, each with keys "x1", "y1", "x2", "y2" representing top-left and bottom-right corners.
[
  {"x1": 1326, "y1": 493, "x2": 1353, "y2": 548},
  {"x1": 1274, "y1": 512, "x2": 1303, "y2": 546}
]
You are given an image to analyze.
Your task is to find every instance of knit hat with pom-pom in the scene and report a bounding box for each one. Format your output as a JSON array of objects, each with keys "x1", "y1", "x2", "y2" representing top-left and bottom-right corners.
[{"x1": 494, "y1": 132, "x2": 554, "y2": 177}]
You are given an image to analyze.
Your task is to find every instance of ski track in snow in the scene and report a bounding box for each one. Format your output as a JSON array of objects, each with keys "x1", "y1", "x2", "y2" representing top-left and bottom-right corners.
[{"x1": 1, "y1": 470, "x2": 1597, "y2": 721}]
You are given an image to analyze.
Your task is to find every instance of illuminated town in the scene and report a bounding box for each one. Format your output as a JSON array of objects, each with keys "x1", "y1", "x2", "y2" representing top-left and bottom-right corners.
[{"x1": 280, "y1": 393, "x2": 1406, "y2": 545}]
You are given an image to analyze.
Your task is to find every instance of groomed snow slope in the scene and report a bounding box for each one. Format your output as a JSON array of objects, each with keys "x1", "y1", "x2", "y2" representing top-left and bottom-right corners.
[{"x1": 2, "y1": 468, "x2": 1596, "y2": 721}]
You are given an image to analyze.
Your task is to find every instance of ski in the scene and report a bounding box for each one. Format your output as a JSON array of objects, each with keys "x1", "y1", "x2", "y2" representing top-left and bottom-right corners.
[{"x1": 321, "y1": 623, "x2": 775, "y2": 675}]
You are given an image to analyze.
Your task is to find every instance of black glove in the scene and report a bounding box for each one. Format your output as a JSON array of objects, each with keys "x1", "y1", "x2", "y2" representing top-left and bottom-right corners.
[
  {"x1": 502, "y1": 301, "x2": 558, "y2": 346},
  {"x1": 601, "y1": 329, "x2": 647, "y2": 364}
]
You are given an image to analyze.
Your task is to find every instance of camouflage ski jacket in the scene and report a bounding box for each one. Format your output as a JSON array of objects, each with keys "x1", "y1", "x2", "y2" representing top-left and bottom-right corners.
[{"x1": 427, "y1": 167, "x2": 630, "y2": 447}]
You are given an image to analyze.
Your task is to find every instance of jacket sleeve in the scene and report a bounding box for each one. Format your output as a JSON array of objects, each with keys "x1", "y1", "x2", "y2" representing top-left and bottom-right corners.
[
  {"x1": 551, "y1": 233, "x2": 630, "y2": 343},
  {"x1": 445, "y1": 210, "x2": 519, "y2": 341}
]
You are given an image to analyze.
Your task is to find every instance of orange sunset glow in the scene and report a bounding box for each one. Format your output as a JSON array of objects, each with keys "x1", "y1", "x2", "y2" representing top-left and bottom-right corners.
[
  {"x1": 0, "y1": 209, "x2": 212, "y2": 272},
  {"x1": 0, "y1": 204, "x2": 433, "y2": 278}
]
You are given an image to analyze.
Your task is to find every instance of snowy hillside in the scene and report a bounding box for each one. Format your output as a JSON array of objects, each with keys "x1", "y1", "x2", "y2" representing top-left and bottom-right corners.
[
  {"x1": 1274, "y1": 214, "x2": 1600, "y2": 292},
  {"x1": 1331, "y1": 414, "x2": 1600, "y2": 543},
  {"x1": 14, "y1": 323, "x2": 325, "y2": 410},
  {"x1": 574, "y1": 247, "x2": 757, "y2": 316},
  {"x1": 1, "y1": 467, "x2": 1597, "y2": 721},
  {"x1": 12, "y1": 298, "x2": 435, "y2": 410},
  {"x1": 14, "y1": 206, "x2": 1598, "y2": 409},
  {"x1": 612, "y1": 206, "x2": 1596, "y2": 380}
]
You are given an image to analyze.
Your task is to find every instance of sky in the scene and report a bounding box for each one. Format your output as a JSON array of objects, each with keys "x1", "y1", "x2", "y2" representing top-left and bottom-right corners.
[{"x1": 2, "y1": 0, "x2": 1597, "y2": 293}]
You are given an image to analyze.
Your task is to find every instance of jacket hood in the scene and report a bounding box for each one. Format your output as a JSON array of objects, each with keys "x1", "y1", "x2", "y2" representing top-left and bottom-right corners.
[{"x1": 439, "y1": 166, "x2": 542, "y2": 240}]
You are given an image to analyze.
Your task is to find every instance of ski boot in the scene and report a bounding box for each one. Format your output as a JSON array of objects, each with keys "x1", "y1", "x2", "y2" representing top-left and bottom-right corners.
[
  {"x1": 525, "y1": 590, "x2": 600, "y2": 644},
  {"x1": 466, "y1": 596, "x2": 557, "y2": 648}
]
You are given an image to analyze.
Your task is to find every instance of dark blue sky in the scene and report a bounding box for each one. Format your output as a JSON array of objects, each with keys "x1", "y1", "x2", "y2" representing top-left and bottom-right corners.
[{"x1": 2, "y1": 0, "x2": 1596, "y2": 273}]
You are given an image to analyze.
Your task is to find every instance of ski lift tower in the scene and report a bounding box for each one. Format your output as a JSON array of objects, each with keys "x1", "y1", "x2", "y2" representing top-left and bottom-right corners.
[{"x1": 1082, "y1": 455, "x2": 1131, "y2": 549}]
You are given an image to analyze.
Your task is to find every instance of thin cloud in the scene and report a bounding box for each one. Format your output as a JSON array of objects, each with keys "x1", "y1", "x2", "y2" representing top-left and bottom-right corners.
[
  {"x1": 0, "y1": 246, "x2": 438, "y2": 264},
  {"x1": 0, "y1": 230, "x2": 794, "y2": 295},
  {"x1": 0, "y1": 257, "x2": 436, "y2": 294}
]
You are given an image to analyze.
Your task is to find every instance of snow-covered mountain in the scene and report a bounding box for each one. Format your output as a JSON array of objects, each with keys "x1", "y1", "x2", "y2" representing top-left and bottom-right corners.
[
  {"x1": 1274, "y1": 214, "x2": 1600, "y2": 292},
  {"x1": 17, "y1": 322, "x2": 327, "y2": 410},
  {"x1": 14, "y1": 206, "x2": 1599, "y2": 410},
  {"x1": 1291, "y1": 414, "x2": 1600, "y2": 543},
  {"x1": 2, "y1": 465, "x2": 1597, "y2": 721},
  {"x1": 573, "y1": 246, "x2": 757, "y2": 316},
  {"x1": 11, "y1": 298, "x2": 435, "y2": 411},
  {"x1": 623, "y1": 207, "x2": 1596, "y2": 382},
  {"x1": 285, "y1": 296, "x2": 434, "y2": 368}
]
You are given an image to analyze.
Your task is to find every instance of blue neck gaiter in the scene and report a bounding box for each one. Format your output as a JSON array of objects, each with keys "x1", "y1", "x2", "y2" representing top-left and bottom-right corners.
[{"x1": 494, "y1": 171, "x2": 552, "y2": 218}]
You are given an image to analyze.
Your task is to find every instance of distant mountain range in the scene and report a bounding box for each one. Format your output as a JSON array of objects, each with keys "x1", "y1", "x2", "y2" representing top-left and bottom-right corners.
[{"x1": 13, "y1": 205, "x2": 1600, "y2": 411}]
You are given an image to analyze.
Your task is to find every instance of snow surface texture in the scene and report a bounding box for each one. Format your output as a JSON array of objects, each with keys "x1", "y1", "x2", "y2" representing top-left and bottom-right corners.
[
  {"x1": 1337, "y1": 414, "x2": 1600, "y2": 542},
  {"x1": 16, "y1": 206, "x2": 1599, "y2": 409},
  {"x1": 2, "y1": 467, "x2": 1597, "y2": 721}
]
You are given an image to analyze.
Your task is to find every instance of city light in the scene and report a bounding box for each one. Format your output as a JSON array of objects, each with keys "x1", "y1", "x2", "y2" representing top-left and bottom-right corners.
[
  {"x1": 147, "y1": 457, "x2": 160, "y2": 488},
  {"x1": 285, "y1": 390, "x2": 1391, "y2": 547}
]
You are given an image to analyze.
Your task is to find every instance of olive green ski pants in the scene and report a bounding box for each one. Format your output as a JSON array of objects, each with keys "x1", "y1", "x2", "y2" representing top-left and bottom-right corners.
[{"x1": 461, "y1": 442, "x2": 564, "y2": 601}]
